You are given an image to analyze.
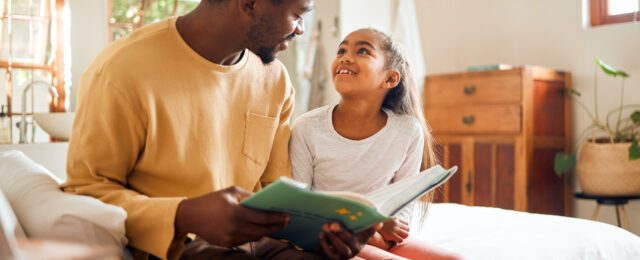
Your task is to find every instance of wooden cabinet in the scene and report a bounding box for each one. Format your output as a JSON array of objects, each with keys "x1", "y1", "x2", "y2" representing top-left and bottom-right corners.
[{"x1": 425, "y1": 67, "x2": 572, "y2": 216}]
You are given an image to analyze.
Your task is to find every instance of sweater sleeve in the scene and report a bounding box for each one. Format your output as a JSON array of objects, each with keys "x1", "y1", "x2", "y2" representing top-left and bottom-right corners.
[{"x1": 62, "y1": 72, "x2": 184, "y2": 260}]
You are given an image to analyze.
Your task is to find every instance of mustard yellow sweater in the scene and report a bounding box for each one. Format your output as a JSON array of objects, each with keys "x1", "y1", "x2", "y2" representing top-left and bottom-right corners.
[{"x1": 63, "y1": 17, "x2": 294, "y2": 259}]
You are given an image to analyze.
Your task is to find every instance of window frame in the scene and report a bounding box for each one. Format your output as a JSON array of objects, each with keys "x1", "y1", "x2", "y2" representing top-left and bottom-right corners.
[
  {"x1": 590, "y1": 0, "x2": 640, "y2": 27},
  {"x1": 0, "y1": 0, "x2": 67, "y2": 115}
]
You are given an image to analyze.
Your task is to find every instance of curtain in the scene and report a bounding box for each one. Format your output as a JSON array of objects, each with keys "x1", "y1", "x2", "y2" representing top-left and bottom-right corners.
[{"x1": 392, "y1": 0, "x2": 426, "y2": 94}]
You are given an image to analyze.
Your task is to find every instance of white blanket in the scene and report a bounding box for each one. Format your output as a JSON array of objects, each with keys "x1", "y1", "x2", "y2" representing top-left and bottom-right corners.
[{"x1": 417, "y1": 203, "x2": 640, "y2": 260}]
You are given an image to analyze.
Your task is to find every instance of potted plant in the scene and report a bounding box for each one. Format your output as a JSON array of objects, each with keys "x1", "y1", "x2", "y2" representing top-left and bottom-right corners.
[{"x1": 554, "y1": 59, "x2": 640, "y2": 196}]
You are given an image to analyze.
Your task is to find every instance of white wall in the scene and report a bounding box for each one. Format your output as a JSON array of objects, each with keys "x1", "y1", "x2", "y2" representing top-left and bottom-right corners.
[
  {"x1": 308, "y1": 0, "x2": 395, "y2": 105},
  {"x1": 415, "y1": 0, "x2": 640, "y2": 235},
  {"x1": 0, "y1": 143, "x2": 68, "y2": 179},
  {"x1": 68, "y1": 0, "x2": 108, "y2": 112},
  {"x1": 340, "y1": 0, "x2": 394, "y2": 35}
]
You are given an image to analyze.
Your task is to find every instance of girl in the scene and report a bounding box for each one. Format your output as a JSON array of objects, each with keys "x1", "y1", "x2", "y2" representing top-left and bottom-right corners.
[{"x1": 290, "y1": 28, "x2": 461, "y2": 259}]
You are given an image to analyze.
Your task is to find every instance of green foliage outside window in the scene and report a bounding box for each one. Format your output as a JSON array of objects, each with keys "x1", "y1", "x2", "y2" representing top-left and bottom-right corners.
[
  {"x1": 111, "y1": 0, "x2": 142, "y2": 24},
  {"x1": 110, "y1": 0, "x2": 198, "y2": 41}
]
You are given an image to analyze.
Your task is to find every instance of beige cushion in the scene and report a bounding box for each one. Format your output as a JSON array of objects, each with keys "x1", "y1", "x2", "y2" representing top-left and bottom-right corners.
[{"x1": 0, "y1": 150, "x2": 127, "y2": 249}]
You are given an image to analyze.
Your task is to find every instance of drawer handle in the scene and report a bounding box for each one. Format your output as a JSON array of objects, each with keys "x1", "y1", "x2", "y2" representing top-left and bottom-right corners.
[
  {"x1": 463, "y1": 85, "x2": 476, "y2": 95},
  {"x1": 462, "y1": 115, "x2": 475, "y2": 125}
]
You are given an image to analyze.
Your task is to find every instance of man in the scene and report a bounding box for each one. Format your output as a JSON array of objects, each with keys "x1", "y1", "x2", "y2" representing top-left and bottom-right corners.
[{"x1": 63, "y1": 0, "x2": 377, "y2": 259}]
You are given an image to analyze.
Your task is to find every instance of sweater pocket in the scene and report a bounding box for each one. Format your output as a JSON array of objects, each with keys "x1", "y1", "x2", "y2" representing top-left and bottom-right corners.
[{"x1": 242, "y1": 112, "x2": 279, "y2": 165}]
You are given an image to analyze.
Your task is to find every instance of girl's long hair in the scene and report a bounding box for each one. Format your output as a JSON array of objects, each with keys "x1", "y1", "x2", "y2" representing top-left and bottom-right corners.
[{"x1": 365, "y1": 28, "x2": 439, "y2": 227}]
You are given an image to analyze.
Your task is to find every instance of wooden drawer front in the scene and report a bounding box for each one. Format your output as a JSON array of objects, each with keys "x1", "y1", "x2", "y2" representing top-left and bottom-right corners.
[
  {"x1": 426, "y1": 105, "x2": 521, "y2": 134},
  {"x1": 425, "y1": 73, "x2": 522, "y2": 105}
]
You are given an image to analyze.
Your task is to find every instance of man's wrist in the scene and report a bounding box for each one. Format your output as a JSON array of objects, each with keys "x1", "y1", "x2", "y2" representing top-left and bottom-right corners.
[{"x1": 174, "y1": 199, "x2": 191, "y2": 237}]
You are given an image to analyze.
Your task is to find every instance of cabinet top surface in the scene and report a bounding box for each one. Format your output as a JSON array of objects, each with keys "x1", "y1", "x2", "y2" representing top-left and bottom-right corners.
[{"x1": 426, "y1": 66, "x2": 569, "y2": 82}]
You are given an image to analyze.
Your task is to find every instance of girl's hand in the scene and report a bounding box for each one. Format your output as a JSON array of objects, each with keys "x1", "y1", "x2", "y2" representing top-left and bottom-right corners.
[
  {"x1": 366, "y1": 232, "x2": 392, "y2": 250},
  {"x1": 378, "y1": 217, "x2": 410, "y2": 244}
]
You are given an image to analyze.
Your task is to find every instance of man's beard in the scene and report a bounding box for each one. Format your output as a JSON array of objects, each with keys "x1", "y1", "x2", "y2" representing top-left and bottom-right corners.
[
  {"x1": 254, "y1": 46, "x2": 278, "y2": 64},
  {"x1": 247, "y1": 17, "x2": 295, "y2": 64}
]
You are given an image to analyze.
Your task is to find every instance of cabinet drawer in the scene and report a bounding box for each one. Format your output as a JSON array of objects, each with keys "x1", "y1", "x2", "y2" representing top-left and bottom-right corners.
[
  {"x1": 426, "y1": 105, "x2": 521, "y2": 134},
  {"x1": 425, "y1": 71, "x2": 522, "y2": 105}
]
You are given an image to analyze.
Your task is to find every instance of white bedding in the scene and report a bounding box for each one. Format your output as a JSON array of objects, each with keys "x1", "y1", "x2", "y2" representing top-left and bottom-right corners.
[
  {"x1": 3, "y1": 145, "x2": 638, "y2": 259},
  {"x1": 417, "y1": 203, "x2": 640, "y2": 259}
]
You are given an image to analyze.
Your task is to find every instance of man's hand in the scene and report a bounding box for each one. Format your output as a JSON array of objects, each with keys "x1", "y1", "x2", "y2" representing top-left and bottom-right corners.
[
  {"x1": 378, "y1": 217, "x2": 410, "y2": 244},
  {"x1": 319, "y1": 222, "x2": 381, "y2": 259},
  {"x1": 174, "y1": 186, "x2": 289, "y2": 247}
]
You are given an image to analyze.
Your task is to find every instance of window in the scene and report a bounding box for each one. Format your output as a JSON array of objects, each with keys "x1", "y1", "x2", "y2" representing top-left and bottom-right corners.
[
  {"x1": 0, "y1": 0, "x2": 67, "y2": 142},
  {"x1": 591, "y1": 0, "x2": 640, "y2": 26},
  {"x1": 108, "y1": 0, "x2": 198, "y2": 41}
]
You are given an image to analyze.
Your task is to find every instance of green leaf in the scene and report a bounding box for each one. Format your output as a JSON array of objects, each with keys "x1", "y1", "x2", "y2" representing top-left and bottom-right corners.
[
  {"x1": 630, "y1": 139, "x2": 640, "y2": 160},
  {"x1": 596, "y1": 59, "x2": 629, "y2": 78},
  {"x1": 554, "y1": 153, "x2": 576, "y2": 177},
  {"x1": 566, "y1": 88, "x2": 581, "y2": 97},
  {"x1": 631, "y1": 111, "x2": 640, "y2": 124}
]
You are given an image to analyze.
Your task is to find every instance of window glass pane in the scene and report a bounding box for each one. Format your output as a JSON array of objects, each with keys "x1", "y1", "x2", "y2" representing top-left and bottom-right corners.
[
  {"x1": 111, "y1": 0, "x2": 143, "y2": 24},
  {"x1": 0, "y1": 19, "x2": 50, "y2": 63},
  {"x1": 109, "y1": 0, "x2": 197, "y2": 41},
  {"x1": 608, "y1": 0, "x2": 639, "y2": 15},
  {"x1": 111, "y1": 26, "x2": 134, "y2": 41},
  {"x1": 176, "y1": 0, "x2": 198, "y2": 15},
  {"x1": 0, "y1": 69, "x2": 8, "y2": 108},
  {"x1": 0, "y1": 21, "x2": 8, "y2": 60},
  {"x1": 10, "y1": 0, "x2": 46, "y2": 16},
  {"x1": 10, "y1": 69, "x2": 50, "y2": 110},
  {"x1": 0, "y1": 68, "x2": 51, "y2": 143},
  {"x1": 143, "y1": 0, "x2": 175, "y2": 24}
]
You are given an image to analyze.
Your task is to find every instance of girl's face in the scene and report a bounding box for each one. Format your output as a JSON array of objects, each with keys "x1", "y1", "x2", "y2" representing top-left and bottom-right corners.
[{"x1": 331, "y1": 30, "x2": 397, "y2": 98}]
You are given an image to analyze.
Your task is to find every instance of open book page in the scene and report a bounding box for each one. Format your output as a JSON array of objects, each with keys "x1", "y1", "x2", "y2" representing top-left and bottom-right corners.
[
  {"x1": 319, "y1": 190, "x2": 376, "y2": 208},
  {"x1": 366, "y1": 165, "x2": 457, "y2": 216}
]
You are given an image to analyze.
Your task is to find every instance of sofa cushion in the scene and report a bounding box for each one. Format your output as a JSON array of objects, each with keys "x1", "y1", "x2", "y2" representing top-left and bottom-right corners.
[{"x1": 0, "y1": 150, "x2": 127, "y2": 249}]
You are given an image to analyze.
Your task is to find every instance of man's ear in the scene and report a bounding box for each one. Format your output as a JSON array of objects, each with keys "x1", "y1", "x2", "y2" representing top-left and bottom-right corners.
[
  {"x1": 241, "y1": 0, "x2": 257, "y2": 17},
  {"x1": 384, "y1": 69, "x2": 401, "y2": 89}
]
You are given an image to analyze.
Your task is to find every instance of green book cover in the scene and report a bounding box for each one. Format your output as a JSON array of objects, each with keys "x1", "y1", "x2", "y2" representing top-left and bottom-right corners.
[
  {"x1": 240, "y1": 165, "x2": 457, "y2": 252},
  {"x1": 240, "y1": 178, "x2": 388, "y2": 252}
]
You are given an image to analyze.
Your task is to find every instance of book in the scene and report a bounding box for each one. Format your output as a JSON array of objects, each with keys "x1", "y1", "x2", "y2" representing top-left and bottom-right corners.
[{"x1": 240, "y1": 165, "x2": 458, "y2": 252}]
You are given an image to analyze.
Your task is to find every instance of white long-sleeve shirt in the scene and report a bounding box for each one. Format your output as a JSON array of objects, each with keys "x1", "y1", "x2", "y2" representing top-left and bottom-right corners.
[{"x1": 290, "y1": 105, "x2": 424, "y2": 219}]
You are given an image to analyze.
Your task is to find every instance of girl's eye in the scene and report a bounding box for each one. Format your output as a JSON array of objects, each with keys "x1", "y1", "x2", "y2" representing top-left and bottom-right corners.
[
  {"x1": 337, "y1": 48, "x2": 346, "y2": 55},
  {"x1": 357, "y1": 48, "x2": 370, "y2": 55}
]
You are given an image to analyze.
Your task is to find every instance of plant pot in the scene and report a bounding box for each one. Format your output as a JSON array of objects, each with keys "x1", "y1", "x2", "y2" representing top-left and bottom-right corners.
[{"x1": 576, "y1": 141, "x2": 640, "y2": 196}]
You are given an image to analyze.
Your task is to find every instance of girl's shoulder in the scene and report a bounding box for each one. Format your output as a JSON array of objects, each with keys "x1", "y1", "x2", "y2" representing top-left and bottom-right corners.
[
  {"x1": 387, "y1": 112, "x2": 422, "y2": 133},
  {"x1": 291, "y1": 105, "x2": 333, "y2": 132}
]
